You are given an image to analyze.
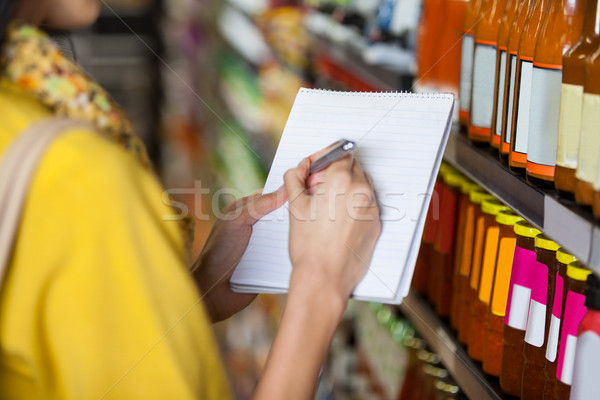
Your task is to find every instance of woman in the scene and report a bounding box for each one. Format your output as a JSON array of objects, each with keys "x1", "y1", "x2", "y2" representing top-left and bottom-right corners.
[{"x1": 0, "y1": 0, "x2": 381, "y2": 398}]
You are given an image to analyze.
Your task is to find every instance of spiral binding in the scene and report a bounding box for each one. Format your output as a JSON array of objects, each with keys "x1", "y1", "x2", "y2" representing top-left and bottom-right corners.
[{"x1": 298, "y1": 87, "x2": 454, "y2": 99}]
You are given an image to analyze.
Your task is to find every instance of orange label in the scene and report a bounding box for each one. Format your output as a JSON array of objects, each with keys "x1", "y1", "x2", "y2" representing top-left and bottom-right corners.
[
  {"x1": 491, "y1": 237, "x2": 517, "y2": 316},
  {"x1": 478, "y1": 226, "x2": 500, "y2": 303},
  {"x1": 459, "y1": 205, "x2": 476, "y2": 276},
  {"x1": 470, "y1": 216, "x2": 486, "y2": 290}
]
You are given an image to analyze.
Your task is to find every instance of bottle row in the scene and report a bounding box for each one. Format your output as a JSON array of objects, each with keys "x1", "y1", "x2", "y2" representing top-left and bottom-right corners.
[
  {"x1": 412, "y1": 164, "x2": 600, "y2": 399},
  {"x1": 456, "y1": 0, "x2": 600, "y2": 214}
]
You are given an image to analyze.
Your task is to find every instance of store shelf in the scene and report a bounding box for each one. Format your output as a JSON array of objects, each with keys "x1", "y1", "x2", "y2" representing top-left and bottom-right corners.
[
  {"x1": 444, "y1": 129, "x2": 599, "y2": 272},
  {"x1": 400, "y1": 291, "x2": 512, "y2": 400}
]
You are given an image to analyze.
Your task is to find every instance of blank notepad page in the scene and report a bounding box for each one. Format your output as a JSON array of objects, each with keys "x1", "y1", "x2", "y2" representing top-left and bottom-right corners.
[{"x1": 231, "y1": 88, "x2": 454, "y2": 303}]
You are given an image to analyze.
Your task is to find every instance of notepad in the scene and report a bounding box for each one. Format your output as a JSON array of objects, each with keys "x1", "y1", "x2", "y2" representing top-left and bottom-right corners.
[{"x1": 230, "y1": 88, "x2": 454, "y2": 304}]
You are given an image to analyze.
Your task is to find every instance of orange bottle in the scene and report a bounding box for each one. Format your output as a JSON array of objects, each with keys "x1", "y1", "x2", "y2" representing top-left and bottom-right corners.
[
  {"x1": 525, "y1": 0, "x2": 586, "y2": 187},
  {"x1": 555, "y1": 0, "x2": 600, "y2": 196},
  {"x1": 416, "y1": 0, "x2": 447, "y2": 88},
  {"x1": 499, "y1": 0, "x2": 534, "y2": 161},
  {"x1": 459, "y1": 0, "x2": 483, "y2": 127},
  {"x1": 468, "y1": 198, "x2": 509, "y2": 361},
  {"x1": 576, "y1": 29, "x2": 600, "y2": 206},
  {"x1": 490, "y1": 0, "x2": 519, "y2": 150},
  {"x1": 468, "y1": 0, "x2": 508, "y2": 143},
  {"x1": 483, "y1": 210, "x2": 523, "y2": 377},
  {"x1": 434, "y1": 0, "x2": 469, "y2": 95},
  {"x1": 508, "y1": 0, "x2": 549, "y2": 172}
]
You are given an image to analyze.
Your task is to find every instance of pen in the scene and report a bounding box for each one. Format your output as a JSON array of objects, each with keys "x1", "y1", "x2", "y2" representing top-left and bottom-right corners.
[{"x1": 309, "y1": 139, "x2": 356, "y2": 175}]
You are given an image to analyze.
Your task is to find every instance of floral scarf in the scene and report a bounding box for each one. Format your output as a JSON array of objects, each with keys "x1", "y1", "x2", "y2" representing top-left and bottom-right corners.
[{"x1": 1, "y1": 21, "x2": 195, "y2": 250}]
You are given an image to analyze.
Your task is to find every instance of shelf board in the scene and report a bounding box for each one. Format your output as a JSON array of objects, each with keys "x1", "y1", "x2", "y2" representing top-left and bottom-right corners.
[{"x1": 400, "y1": 291, "x2": 516, "y2": 400}]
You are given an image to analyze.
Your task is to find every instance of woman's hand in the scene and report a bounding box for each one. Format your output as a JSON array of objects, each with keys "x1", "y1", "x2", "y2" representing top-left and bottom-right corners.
[
  {"x1": 284, "y1": 153, "x2": 381, "y2": 306},
  {"x1": 192, "y1": 188, "x2": 286, "y2": 323}
]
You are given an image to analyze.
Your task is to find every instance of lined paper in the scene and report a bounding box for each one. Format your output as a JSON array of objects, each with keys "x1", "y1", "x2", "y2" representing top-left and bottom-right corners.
[{"x1": 231, "y1": 88, "x2": 454, "y2": 304}]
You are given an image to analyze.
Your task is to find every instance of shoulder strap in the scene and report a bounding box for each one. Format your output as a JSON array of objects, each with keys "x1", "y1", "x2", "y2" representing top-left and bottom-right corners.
[{"x1": 0, "y1": 118, "x2": 91, "y2": 285}]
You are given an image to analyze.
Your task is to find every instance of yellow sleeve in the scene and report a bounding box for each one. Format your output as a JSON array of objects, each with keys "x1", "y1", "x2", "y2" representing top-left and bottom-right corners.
[{"x1": 0, "y1": 128, "x2": 232, "y2": 400}]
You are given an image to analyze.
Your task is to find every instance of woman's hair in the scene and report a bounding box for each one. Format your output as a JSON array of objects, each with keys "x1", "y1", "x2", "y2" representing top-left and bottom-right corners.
[{"x1": 0, "y1": 0, "x2": 16, "y2": 50}]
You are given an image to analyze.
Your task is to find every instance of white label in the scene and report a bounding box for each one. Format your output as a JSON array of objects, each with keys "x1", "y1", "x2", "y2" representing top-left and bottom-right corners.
[
  {"x1": 527, "y1": 66, "x2": 562, "y2": 166},
  {"x1": 571, "y1": 331, "x2": 600, "y2": 400},
  {"x1": 577, "y1": 93, "x2": 600, "y2": 185},
  {"x1": 556, "y1": 83, "x2": 584, "y2": 169},
  {"x1": 525, "y1": 299, "x2": 546, "y2": 347},
  {"x1": 559, "y1": 334, "x2": 578, "y2": 384},
  {"x1": 471, "y1": 44, "x2": 497, "y2": 127},
  {"x1": 459, "y1": 34, "x2": 475, "y2": 113},
  {"x1": 514, "y1": 60, "x2": 534, "y2": 153},
  {"x1": 505, "y1": 54, "x2": 517, "y2": 144},
  {"x1": 545, "y1": 314, "x2": 561, "y2": 362},
  {"x1": 494, "y1": 50, "x2": 507, "y2": 138},
  {"x1": 508, "y1": 284, "x2": 532, "y2": 330}
]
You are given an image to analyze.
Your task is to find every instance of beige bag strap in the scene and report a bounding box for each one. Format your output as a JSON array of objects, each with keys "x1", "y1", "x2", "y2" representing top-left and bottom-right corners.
[{"x1": 0, "y1": 118, "x2": 90, "y2": 285}]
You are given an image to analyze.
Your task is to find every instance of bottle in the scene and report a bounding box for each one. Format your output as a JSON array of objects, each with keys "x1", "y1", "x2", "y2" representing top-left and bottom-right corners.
[
  {"x1": 416, "y1": 0, "x2": 446, "y2": 88},
  {"x1": 570, "y1": 274, "x2": 600, "y2": 400},
  {"x1": 555, "y1": 0, "x2": 600, "y2": 196},
  {"x1": 555, "y1": 262, "x2": 592, "y2": 399},
  {"x1": 398, "y1": 336, "x2": 426, "y2": 400},
  {"x1": 490, "y1": 0, "x2": 519, "y2": 150},
  {"x1": 434, "y1": 0, "x2": 469, "y2": 95},
  {"x1": 432, "y1": 170, "x2": 464, "y2": 318},
  {"x1": 500, "y1": 220, "x2": 541, "y2": 396},
  {"x1": 468, "y1": 0, "x2": 508, "y2": 143},
  {"x1": 525, "y1": 0, "x2": 586, "y2": 187},
  {"x1": 451, "y1": 179, "x2": 479, "y2": 330},
  {"x1": 508, "y1": 0, "x2": 549, "y2": 172},
  {"x1": 459, "y1": 0, "x2": 484, "y2": 128},
  {"x1": 457, "y1": 189, "x2": 494, "y2": 343},
  {"x1": 468, "y1": 198, "x2": 509, "y2": 361},
  {"x1": 576, "y1": 34, "x2": 600, "y2": 206},
  {"x1": 522, "y1": 234, "x2": 559, "y2": 400},
  {"x1": 483, "y1": 210, "x2": 523, "y2": 377},
  {"x1": 543, "y1": 248, "x2": 576, "y2": 400},
  {"x1": 499, "y1": 0, "x2": 534, "y2": 162}
]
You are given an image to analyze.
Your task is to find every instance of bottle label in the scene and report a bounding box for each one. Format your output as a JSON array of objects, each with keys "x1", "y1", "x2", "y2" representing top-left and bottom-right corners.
[
  {"x1": 505, "y1": 246, "x2": 537, "y2": 329},
  {"x1": 491, "y1": 236, "x2": 517, "y2": 316},
  {"x1": 523, "y1": 258, "x2": 549, "y2": 347},
  {"x1": 546, "y1": 272, "x2": 564, "y2": 362},
  {"x1": 471, "y1": 42, "x2": 497, "y2": 129},
  {"x1": 494, "y1": 49, "x2": 507, "y2": 139},
  {"x1": 459, "y1": 33, "x2": 475, "y2": 116},
  {"x1": 478, "y1": 226, "x2": 500, "y2": 303},
  {"x1": 557, "y1": 291, "x2": 587, "y2": 384},
  {"x1": 576, "y1": 92, "x2": 600, "y2": 185},
  {"x1": 513, "y1": 59, "x2": 534, "y2": 155},
  {"x1": 504, "y1": 53, "x2": 518, "y2": 145},
  {"x1": 570, "y1": 331, "x2": 600, "y2": 400},
  {"x1": 526, "y1": 65, "x2": 562, "y2": 176},
  {"x1": 556, "y1": 83, "x2": 584, "y2": 169}
]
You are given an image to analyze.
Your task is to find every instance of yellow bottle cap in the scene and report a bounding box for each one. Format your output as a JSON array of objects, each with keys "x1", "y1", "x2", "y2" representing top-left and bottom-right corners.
[
  {"x1": 481, "y1": 198, "x2": 509, "y2": 216},
  {"x1": 444, "y1": 171, "x2": 464, "y2": 188},
  {"x1": 567, "y1": 261, "x2": 592, "y2": 281},
  {"x1": 460, "y1": 180, "x2": 481, "y2": 195},
  {"x1": 513, "y1": 220, "x2": 541, "y2": 238},
  {"x1": 439, "y1": 163, "x2": 449, "y2": 177},
  {"x1": 556, "y1": 247, "x2": 577, "y2": 266},
  {"x1": 496, "y1": 210, "x2": 523, "y2": 226},
  {"x1": 535, "y1": 234, "x2": 560, "y2": 252},
  {"x1": 470, "y1": 189, "x2": 494, "y2": 205}
]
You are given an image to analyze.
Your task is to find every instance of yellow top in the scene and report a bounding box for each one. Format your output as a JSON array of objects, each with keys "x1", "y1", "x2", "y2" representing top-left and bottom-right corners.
[
  {"x1": 470, "y1": 189, "x2": 494, "y2": 205},
  {"x1": 535, "y1": 234, "x2": 560, "y2": 252},
  {"x1": 556, "y1": 247, "x2": 578, "y2": 266},
  {"x1": 460, "y1": 179, "x2": 481, "y2": 195},
  {"x1": 513, "y1": 220, "x2": 541, "y2": 238},
  {"x1": 0, "y1": 81, "x2": 232, "y2": 399},
  {"x1": 567, "y1": 261, "x2": 592, "y2": 281},
  {"x1": 443, "y1": 170, "x2": 464, "y2": 188},
  {"x1": 496, "y1": 210, "x2": 523, "y2": 226},
  {"x1": 481, "y1": 198, "x2": 509, "y2": 216}
]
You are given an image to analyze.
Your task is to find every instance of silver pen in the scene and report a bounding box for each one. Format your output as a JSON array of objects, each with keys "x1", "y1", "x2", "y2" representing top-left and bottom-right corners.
[{"x1": 309, "y1": 139, "x2": 356, "y2": 175}]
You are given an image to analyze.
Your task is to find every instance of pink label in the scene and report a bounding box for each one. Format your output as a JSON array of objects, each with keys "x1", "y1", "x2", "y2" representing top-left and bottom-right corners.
[
  {"x1": 552, "y1": 272, "x2": 564, "y2": 318},
  {"x1": 557, "y1": 291, "x2": 587, "y2": 382},
  {"x1": 505, "y1": 246, "x2": 539, "y2": 324}
]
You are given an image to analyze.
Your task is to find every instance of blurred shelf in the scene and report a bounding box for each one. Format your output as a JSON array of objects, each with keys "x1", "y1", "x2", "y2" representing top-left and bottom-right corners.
[{"x1": 400, "y1": 291, "x2": 514, "y2": 400}]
